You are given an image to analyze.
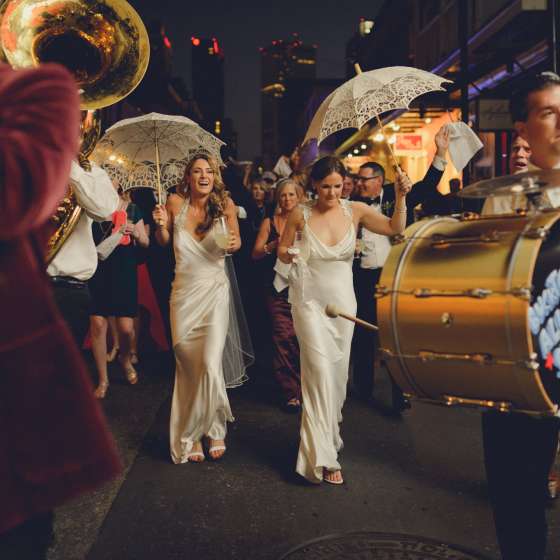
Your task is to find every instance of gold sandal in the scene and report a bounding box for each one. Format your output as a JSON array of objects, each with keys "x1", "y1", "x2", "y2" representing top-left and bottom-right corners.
[
  {"x1": 125, "y1": 365, "x2": 138, "y2": 385},
  {"x1": 94, "y1": 381, "x2": 109, "y2": 399},
  {"x1": 106, "y1": 346, "x2": 119, "y2": 363}
]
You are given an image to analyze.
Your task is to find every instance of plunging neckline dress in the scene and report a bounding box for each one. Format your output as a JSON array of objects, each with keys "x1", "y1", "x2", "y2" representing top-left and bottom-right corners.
[
  {"x1": 290, "y1": 199, "x2": 357, "y2": 483},
  {"x1": 168, "y1": 199, "x2": 234, "y2": 464}
]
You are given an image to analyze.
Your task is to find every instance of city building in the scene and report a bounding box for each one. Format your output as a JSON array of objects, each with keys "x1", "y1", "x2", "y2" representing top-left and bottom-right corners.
[
  {"x1": 337, "y1": 1, "x2": 553, "y2": 188},
  {"x1": 103, "y1": 20, "x2": 199, "y2": 127},
  {"x1": 345, "y1": 16, "x2": 376, "y2": 78},
  {"x1": 191, "y1": 36, "x2": 225, "y2": 132},
  {"x1": 260, "y1": 35, "x2": 317, "y2": 163}
]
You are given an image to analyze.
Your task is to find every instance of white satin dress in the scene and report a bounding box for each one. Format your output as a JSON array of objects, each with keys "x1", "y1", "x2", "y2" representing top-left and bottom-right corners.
[
  {"x1": 169, "y1": 199, "x2": 234, "y2": 464},
  {"x1": 290, "y1": 199, "x2": 357, "y2": 483}
]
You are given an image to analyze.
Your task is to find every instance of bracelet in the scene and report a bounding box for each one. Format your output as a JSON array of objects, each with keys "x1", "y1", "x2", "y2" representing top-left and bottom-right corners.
[{"x1": 395, "y1": 207, "x2": 407, "y2": 214}]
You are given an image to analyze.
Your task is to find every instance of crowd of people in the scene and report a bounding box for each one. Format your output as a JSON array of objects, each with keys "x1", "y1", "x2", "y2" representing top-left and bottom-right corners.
[{"x1": 2, "y1": 60, "x2": 560, "y2": 560}]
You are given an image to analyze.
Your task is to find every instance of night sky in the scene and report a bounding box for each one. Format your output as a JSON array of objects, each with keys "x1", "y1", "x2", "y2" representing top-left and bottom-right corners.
[{"x1": 131, "y1": 0, "x2": 383, "y2": 159}]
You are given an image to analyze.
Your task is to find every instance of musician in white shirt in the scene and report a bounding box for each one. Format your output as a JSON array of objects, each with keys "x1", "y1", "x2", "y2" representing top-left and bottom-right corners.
[{"x1": 47, "y1": 160, "x2": 118, "y2": 344}]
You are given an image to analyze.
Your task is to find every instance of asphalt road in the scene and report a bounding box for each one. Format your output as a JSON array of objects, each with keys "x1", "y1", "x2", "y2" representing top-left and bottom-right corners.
[{"x1": 46, "y1": 353, "x2": 560, "y2": 559}]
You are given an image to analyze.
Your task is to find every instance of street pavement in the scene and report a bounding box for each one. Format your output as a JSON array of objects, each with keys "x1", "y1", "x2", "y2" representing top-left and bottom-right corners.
[{"x1": 46, "y1": 352, "x2": 560, "y2": 559}]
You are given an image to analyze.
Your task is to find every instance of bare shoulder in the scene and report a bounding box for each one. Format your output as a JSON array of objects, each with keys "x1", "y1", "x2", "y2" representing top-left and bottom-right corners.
[
  {"x1": 223, "y1": 195, "x2": 237, "y2": 214},
  {"x1": 289, "y1": 205, "x2": 305, "y2": 226},
  {"x1": 167, "y1": 193, "x2": 184, "y2": 211},
  {"x1": 349, "y1": 200, "x2": 367, "y2": 217}
]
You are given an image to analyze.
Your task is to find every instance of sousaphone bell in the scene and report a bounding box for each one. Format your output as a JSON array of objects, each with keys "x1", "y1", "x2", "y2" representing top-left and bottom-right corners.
[{"x1": 0, "y1": 0, "x2": 150, "y2": 262}]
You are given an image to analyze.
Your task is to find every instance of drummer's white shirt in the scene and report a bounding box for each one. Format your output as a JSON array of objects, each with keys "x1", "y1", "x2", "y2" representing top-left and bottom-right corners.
[
  {"x1": 482, "y1": 161, "x2": 560, "y2": 215},
  {"x1": 47, "y1": 161, "x2": 119, "y2": 281}
]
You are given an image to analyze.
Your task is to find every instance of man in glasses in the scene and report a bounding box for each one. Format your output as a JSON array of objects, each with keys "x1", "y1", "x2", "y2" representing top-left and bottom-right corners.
[{"x1": 351, "y1": 125, "x2": 450, "y2": 412}]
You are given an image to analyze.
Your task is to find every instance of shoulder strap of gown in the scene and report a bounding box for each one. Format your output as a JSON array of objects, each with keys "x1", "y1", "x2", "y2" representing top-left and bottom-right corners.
[
  {"x1": 174, "y1": 197, "x2": 189, "y2": 231},
  {"x1": 340, "y1": 198, "x2": 353, "y2": 218},
  {"x1": 300, "y1": 201, "x2": 312, "y2": 223}
]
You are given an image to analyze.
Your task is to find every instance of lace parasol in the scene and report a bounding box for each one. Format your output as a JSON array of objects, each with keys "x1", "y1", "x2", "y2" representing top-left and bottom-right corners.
[
  {"x1": 304, "y1": 66, "x2": 451, "y2": 145},
  {"x1": 92, "y1": 112, "x2": 225, "y2": 201}
]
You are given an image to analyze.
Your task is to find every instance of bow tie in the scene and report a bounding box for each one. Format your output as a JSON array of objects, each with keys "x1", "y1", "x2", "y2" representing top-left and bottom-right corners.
[{"x1": 354, "y1": 195, "x2": 380, "y2": 205}]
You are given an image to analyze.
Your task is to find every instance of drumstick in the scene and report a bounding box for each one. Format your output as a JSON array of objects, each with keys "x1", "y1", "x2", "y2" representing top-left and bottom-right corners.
[{"x1": 325, "y1": 304, "x2": 379, "y2": 331}]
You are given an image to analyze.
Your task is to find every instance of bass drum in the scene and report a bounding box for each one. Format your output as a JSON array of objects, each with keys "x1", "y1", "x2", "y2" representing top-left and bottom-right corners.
[{"x1": 377, "y1": 210, "x2": 560, "y2": 416}]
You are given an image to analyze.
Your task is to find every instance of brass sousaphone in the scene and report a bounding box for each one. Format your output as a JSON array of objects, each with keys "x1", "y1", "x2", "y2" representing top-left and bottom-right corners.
[{"x1": 0, "y1": 0, "x2": 150, "y2": 262}]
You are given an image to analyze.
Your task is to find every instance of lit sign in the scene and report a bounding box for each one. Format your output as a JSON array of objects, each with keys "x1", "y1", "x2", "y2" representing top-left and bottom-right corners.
[
  {"x1": 395, "y1": 134, "x2": 423, "y2": 151},
  {"x1": 191, "y1": 37, "x2": 200, "y2": 46}
]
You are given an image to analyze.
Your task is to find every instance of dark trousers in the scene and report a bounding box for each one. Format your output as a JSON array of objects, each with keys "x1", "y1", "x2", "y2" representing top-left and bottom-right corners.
[
  {"x1": 0, "y1": 512, "x2": 54, "y2": 560},
  {"x1": 352, "y1": 266, "x2": 406, "y2": 409},
  {"x1": 50, "y1": 282, "x2": 91, "y2": 347},
  {"x1": 352, "y1": 266, "x2": 382, "y2": 399},
  {"x1": 482, "y1": 411, "x2": 559, "y2": 559}
]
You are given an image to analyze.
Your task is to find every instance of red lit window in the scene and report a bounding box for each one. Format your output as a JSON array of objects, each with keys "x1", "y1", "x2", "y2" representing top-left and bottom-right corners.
[{"x1": 163, "y1": 36, "x2": 172, "y2": 49}]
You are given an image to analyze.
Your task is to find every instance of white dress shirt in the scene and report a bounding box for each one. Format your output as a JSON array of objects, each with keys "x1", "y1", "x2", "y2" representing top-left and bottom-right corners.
[
  {"x1": 360, "y1": 155, "x2": 448, "y2": 270},
  {"x1": 360, "y1": 190, "x2": 392, "y2": 270},
  {"x1": 47, "y1": 161, "x2": 119, "y2": 281}
]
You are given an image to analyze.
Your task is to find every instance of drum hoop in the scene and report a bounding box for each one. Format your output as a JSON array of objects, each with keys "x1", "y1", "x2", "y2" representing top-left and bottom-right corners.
[{"x1": 389, "y1": 216, "x2": 458, "y2": 397}]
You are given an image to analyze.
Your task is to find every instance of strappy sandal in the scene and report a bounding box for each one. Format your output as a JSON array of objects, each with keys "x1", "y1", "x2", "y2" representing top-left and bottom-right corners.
[
  {"x1": 106, "y1": 346, "x2": 119, "y2": 363},
  {"x1": 284, "y1": 398, "x2": 301, "y2": 412},
  {"x1": 125, "y1": 365, "x2": 138, "y2": 385},
  {"x1": 323, "y1": 468, "x2": 344, "y2": 485},
  {"x1": 94, "y1": 381, "x2": 109, "y2": 399},
  {"x1": 183, "y1": 442, "x2": 205, "y2": 463},
  {"x1": 119, "y1": 357, "x2": 138, "y2": 385},
  {"x1": 207, "y1": 439, "x2": 226, "y2": 460}
]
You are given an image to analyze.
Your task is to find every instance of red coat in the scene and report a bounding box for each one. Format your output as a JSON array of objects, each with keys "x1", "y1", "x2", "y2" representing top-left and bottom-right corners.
[{"x1": 0, "y1": 63, "x2": 121, "y2": 534}]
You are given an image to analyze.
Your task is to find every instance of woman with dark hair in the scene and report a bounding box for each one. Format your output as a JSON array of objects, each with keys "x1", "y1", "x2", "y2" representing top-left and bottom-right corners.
[
  {"x1": 278, "y1": 156, "x2": 411, "y2": 485},
  {"x1": 89, "y1": 187, "x2": 149, "y2": 398},
  {"x1": 153, "y1": 154, "x2": 249, "y2": 464},
  {"x1": 252, "y1": 178, "x2": 305, "y2": 411}
]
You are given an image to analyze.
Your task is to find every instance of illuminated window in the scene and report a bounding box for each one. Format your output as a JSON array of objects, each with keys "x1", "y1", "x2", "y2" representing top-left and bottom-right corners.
[
  {"x1": 359, "y1": 20, "x2": 374, "y2": 36},
  {"x1": 215, "y1": 120, "x2": 221, "y2": 134}
]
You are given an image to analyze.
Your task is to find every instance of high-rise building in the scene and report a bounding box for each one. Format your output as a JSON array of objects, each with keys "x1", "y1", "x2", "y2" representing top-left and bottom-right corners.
[
  {"x1": 191, "y1": 36, "x2": 225, "y2": 132},
  {"x1": 345, "y1": 17, "x2": 377, "y2": 78},
  {"x1": 260, "y1": 35, "x2": 317, "y2": 162}
]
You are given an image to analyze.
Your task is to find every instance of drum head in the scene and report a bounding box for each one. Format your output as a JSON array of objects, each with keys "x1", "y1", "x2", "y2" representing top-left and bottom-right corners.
[{"x1": 531, "y1": 218, "x2": 560, "y2": 405}]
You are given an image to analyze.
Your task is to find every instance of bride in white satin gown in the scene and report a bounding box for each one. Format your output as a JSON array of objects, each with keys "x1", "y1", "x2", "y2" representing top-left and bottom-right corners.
[
  {"x1": 278, "y1": 156, "x2": 411, "y2": 485},
  {"x1": 153, "y1": 154, "x2": 243, "y2": 464}
]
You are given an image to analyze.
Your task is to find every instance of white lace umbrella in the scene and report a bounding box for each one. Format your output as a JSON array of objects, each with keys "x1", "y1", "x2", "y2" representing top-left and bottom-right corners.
[
  {"x1": 92, "y1": 113, "x2": 226, "y2": 202},
  {"x1": 303, "y1": 66, "x2": 451, "y2": 146}
]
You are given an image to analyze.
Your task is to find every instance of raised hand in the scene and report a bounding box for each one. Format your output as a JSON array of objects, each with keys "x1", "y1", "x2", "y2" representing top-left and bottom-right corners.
[
  {"x1": 395, "y1": 170, "x2": 412, "y2": 198},
  {"x1": 435, "y1": 124, "x2": 450, "y2": 157}
]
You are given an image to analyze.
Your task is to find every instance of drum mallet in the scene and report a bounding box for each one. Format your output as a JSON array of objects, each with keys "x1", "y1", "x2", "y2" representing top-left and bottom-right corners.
[{"x1": 325, "y1": 304, "x2": 379, "y2": 331}]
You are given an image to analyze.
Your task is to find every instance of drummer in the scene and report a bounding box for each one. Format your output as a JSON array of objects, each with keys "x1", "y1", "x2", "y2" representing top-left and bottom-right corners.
[{"x1": 481, "y1": 70, "x2": 560, "y2": 560}]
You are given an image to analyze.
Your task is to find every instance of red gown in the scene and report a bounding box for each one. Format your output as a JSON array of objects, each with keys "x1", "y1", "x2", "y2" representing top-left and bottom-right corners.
[{"x1": 0, "y1": 63, "x2": 121, "y2": 534}]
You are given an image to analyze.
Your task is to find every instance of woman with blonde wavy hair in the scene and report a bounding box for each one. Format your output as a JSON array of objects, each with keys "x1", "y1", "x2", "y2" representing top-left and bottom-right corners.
[{"x1": 153, "y1": 154, "x2": 246, "y2": 464}]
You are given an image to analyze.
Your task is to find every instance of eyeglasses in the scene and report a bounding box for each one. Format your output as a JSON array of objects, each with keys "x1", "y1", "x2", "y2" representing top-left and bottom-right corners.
[{"x1": 357, "y1": 175, "x2": 381, "y2": 182}]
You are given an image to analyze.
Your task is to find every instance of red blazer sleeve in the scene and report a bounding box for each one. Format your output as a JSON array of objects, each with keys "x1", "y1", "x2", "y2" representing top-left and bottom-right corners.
[{"x1": 0, "y1": 63, "x2": 80, "y2": 240}]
